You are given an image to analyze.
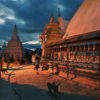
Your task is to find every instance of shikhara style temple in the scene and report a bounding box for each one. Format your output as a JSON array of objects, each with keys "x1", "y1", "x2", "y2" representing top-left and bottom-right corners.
[
  {"x1": 4, "y1": 25, "x2": 24, "y2": 63},
  {"x1": 40, "y1": 0, "x2": 100, "y2": 88}
]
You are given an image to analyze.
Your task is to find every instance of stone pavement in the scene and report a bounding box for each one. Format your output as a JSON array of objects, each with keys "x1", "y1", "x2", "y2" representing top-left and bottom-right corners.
[
  {"x1": 0, "y1": 65, "x2": 99, "y2": 100},
  {"x1": 0, "y1": 79, "x2": 19, "y2": 100}
]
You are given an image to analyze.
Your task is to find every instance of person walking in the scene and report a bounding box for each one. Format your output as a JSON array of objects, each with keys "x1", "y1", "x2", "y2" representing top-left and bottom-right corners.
[
  {"x1": 35, "y1": 56, "x2": 40, "y2": 74},
  {"x1": 0, "y1": 58, "x2": 2, "y2": 78},
  {"x1": 32, "y1": 52, "x2": 36, "y2": 66}
]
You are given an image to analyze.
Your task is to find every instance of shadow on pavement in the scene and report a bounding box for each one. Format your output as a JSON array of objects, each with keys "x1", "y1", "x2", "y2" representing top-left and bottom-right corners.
[
  {"x1": 11, "y1": 82, "x2": 99, "y2": 100},
  {"x1": 0, "y1": 79, "x2": 99, "y2": 100}
]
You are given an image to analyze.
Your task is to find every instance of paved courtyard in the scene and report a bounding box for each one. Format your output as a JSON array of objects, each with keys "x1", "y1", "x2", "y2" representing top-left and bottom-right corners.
[{"x1": 0, "y1": 65, "x2": 99, "y2": 100}]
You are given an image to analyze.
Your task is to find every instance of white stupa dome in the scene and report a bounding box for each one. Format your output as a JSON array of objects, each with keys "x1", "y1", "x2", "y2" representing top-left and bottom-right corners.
[{"x1": 63, "y1": 0, "x2": 100, "y2": 39}]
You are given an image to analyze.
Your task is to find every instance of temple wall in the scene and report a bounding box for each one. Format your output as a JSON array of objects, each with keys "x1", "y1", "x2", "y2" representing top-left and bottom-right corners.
[{"x1": 44, "y1": 37, "x2": 100, "y2": 88}]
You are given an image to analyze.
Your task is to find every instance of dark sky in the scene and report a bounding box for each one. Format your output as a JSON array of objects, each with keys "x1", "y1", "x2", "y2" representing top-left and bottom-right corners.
[{"x1": 0, "y1": 0, "x2": 84, "y2": 48}]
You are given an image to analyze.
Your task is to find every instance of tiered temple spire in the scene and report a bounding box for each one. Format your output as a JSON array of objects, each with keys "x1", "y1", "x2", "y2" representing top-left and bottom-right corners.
[
  {"x1": 58, "y1": 8, "x2": 61, "y2": 17},
  {"x1": 11, "y1": 24, "x2": 19, "y2": 40},
  {"x1": 50, "y1": 13, "x2": 54, "y2": 23},
  {"x1": 4, "y1": 24, "x2": 24, "y2": 63},
  {"x1": 13, "y1": 24, "x2": 17, "y2": 35}
]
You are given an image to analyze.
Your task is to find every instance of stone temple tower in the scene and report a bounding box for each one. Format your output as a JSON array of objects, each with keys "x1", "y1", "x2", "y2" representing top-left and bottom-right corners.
[
  {"x1": 40, "y1": 8, "x2": 69, "y2": 58},
  {"x1": 4, "y1": 25, "x2": 24, "y2": 62}
]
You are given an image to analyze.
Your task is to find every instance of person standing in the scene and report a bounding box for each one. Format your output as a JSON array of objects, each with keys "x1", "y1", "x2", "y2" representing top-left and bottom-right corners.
[
  {"x1": 35, "y1": 56, "x2": 40, "y2": 74},
  {"x1": 32, "y1": 52, "x2": 36, "y2": 66},
  {"x1": 0, "y1": 58, "x2": 2, "y2": 78}
]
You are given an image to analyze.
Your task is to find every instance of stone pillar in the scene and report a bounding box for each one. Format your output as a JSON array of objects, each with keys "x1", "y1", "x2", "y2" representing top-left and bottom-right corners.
[
  {"x1": 88, "y1": 43, "x2": 93, "y2": 51},
  {"x1": 79, "y1": 45, "x2": 82, "y2": 51},
  {"x1": 66, "y1": 46, "x2": 70, "y2": 79},
  {"x1": 99, "y1": 39, "x2": 100, "y2": 88},
  {"x1": 41, "y1": 44, "x2": 45, "y2": 57},
  {"x1": 92, "y1": 43, "x2": 96, "y2": 62},
  {"x1": 93, "y1": 43, "x2": 96, "y2": 51},
  {"x1": 83, "y1": 44, "x2": 86, "y2": 51},
  {"x1": 60, "y1": 47, "x2": 62, "y2": 60},
  {"x1": 64, "y1": 47, "x2": 67, "y2": 61},
  {"x1": 67, "y1": 46, "x2": 69, "y2": 65},
  {"x1": 52, "y1": 48, "x2": 54, "y2": 59},
  {"x1": 85, "y1": 44, "x2": 88, "y2": 51}
]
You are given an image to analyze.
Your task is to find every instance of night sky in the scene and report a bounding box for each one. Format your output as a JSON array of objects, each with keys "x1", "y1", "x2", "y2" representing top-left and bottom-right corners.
[{"x1": 0, "y1": 0, "x2": 84, "y2": 49}]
